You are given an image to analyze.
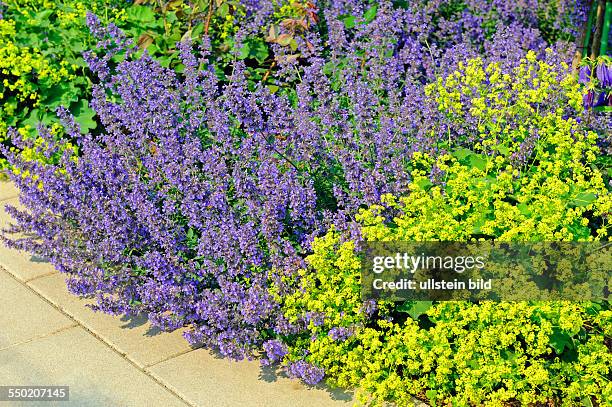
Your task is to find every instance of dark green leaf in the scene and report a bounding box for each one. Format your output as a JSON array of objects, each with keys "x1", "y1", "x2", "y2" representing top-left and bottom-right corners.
[{"x1": 549, "y1": 327, "x2": 573, "y2": 354}]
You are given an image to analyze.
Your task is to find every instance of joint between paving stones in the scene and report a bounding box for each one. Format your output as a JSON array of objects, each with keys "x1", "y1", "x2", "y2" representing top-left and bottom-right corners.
[{"x1": 1, "y1": 266, "x2": 197, "y2": 407}]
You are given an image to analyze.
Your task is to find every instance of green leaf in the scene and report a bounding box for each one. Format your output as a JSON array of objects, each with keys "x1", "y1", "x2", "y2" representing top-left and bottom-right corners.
[
  {"x1": 289, "y1": 38, "x2": 298, "y2": 52},
  {"x1": 581, "y1": 397, "x2": 594, "y2": 407},
  {"x1": 517, "y1": 203, "x2": 531, "y2": 216},
  {"x1": 33, "y1": 10, "x2": 54, "y2": 27},
  {"x1": 593, "y1": 105, "x2": 612, "y2": 113},
  {"x1": 45, "y1": 83, "x2": 80, "y2": 109},
  {"x1": 397, "y1": 301, "x2": 433, "y2": 320},
  {"x1": 23, "y1": 109, "x2": 55, "y2": 130},
  {"x1": 567, "y1": 223, "x2": 591, "y2": 240},
  {"x1": 494, "y1": 144, "x2": 510, "y2": 156},
  {"x1": 549, "y1": 327, "x2": 573, "y2": 354},
  {"x1": 470, "y1": 211, "x2": 491, "y2": 235},
  {"x1": 425, "y1": 389, "x2": 437, "y2": 406},
  {"x1": 415, "y1": 178, "x2": 432, "y2": 191},
  {"x1": 468, "y1": 154, "x2": 488, "y2": 171},
  {"x1": 68, "y1": 39, "x2": 85, "y2": 54},
  {"x1": 239, "y1": 38, "x2": 269, "y2": 63},
  {"x1": 584, "y1": 302, "x2": 602, "y2": 316},
  {"x1": 451, "y1": 148, "x2": 473, "y2": 161},
  {"x1": 238, "y1": 43, "x2": 251, "y2": 60},
  {"x1": 191, "y1": 23, "x2": 204, "y2": 38},
  {"x1": 363, "y1": 5, "x2": 378, "y2": 23},
  {"x1": 341, "y1": 15, "x2": 356, "y2": 29},
  {"x1": 250, "y1": 40, "x2": 269, "y2": 63},
  {"x1": 570, "y1": 192, "x2": 597, "y2": 207},
  {"x1": 322, "y1": 61, "x2": 336, "y2": 76},
  {"x1": 126, "y1": 5, "x2": 156, "y2": 23},
  {"x1": 71, "y1": 100, "x2": 96, "y2": 133},
  {"x1": 217, "y1": 2, "x2": 230, "y2": 18}
]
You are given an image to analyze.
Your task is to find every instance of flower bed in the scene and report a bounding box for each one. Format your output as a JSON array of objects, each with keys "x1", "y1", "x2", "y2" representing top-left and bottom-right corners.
[{"x1": 1, "y1": 0, "x2": 610, "y2": 406}]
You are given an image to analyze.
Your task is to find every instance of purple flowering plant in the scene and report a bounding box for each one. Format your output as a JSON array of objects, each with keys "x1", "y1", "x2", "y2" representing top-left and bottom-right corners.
[{"x1": 580, "y1": 56, "x2": 612, "y2": 109}]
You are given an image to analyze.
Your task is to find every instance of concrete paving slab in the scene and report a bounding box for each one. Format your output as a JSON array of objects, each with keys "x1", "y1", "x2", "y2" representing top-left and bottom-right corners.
[
  {"x1": 28, "y1": 273, "x2": 197, "y2": 368},
  {"x1": 0, "y1": 269, "x2": 74, "y2": 350},
  {"x1": 0, "y1": 181, "x2": 19, "y2": 202},
  {"x1": 147, "y1": 348, "x2": 354, "y2": 407},
  {"x1": 0, "y1": 197, "x2": 57, "y2": 282},
  {"x1": 0, "y1": 326, "x2": 188, "y2": 407}
]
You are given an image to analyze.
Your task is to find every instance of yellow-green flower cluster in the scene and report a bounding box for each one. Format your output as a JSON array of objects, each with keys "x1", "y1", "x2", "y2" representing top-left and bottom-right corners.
[
  {"x1": 361, "y1": 121, "x2": 609, "y2": 243},
  {"x1": 424, "y1": 50, "x2": 584, "y2": 155},
  {"x1": 279, "y1": 229, "x2": 611, "y2": 405},
  {"x1": 0, "y1": 21, "x2": 73, "y2": 126}
]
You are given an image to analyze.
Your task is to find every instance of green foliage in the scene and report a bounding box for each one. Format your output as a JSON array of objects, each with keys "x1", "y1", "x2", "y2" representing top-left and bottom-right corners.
[{"x1": 0, "y1": 0, "x2": 127, "y2": 176}]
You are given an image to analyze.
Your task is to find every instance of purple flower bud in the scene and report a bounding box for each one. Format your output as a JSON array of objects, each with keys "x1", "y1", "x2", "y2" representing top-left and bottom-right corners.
[{"x1": 595, "y1": 91, "x2": 608, "y2": 107}]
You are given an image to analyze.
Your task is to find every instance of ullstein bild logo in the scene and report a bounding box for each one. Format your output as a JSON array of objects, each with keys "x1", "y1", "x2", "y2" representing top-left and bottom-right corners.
[{"x1": 361, "y1": 242, "x2": 611, "y2": 302}]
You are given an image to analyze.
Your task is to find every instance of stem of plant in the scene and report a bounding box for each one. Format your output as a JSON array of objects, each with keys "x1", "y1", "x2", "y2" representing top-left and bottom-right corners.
[
  {"x1": 205, "y1": 0, "x2": 214, "y2": 35},
  {"x1": 599, "y1": 0, "x2": 611, "y2": 55},
  {"x1": 590, "y1": 0, "x2": 606, "y2": 58},
  {"x1": 573, "y1": 0, "x2": 594, "y2": 71}
]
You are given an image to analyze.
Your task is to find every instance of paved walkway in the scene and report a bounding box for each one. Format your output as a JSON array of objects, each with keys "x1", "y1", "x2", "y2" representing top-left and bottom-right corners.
[{"x1": 0, "y1": 182, "x2": 354, "y2": 406}]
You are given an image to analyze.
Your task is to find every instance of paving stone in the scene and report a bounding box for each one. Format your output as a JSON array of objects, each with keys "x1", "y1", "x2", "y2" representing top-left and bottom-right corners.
[
  {"x1": 0, "y1": 269, "x2": 74, "y2": 350},
  {"x1": 0, "y1": 326, "x2": 188, "y2": 407},
  {"x1": 147, "y1": 348, "x2": 354, "y2": 407},
  {"x1": 0, "y1": 181, "x2": 19, "y2": 202},
  {"x1": 0, "y1": 197, "x2": 57, "y2": 282},
  {"x1": 28, "y1": 273, "x2": 196, "y2": 368}
]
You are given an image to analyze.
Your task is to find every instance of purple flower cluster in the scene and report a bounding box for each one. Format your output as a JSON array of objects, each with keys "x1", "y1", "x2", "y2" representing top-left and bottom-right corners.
[
  {"x1": 1, "y1": 1, "x2": 593, "y2": 366},
  {"x1": 328, "y1": 326, "x2": 353, "y2": 341},
  {"x1": 261, "y1": 339, "x2": 288, "y2": 366},
  {"x1": 596, "y1": 62, "x2": 612, "y2": 87},
  {"x1": 286, "y1": 360, "x2": 325, "y2": 385}
]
